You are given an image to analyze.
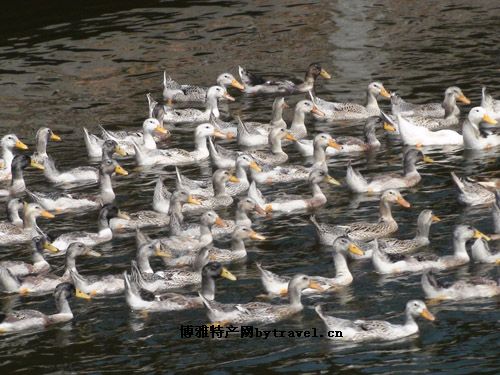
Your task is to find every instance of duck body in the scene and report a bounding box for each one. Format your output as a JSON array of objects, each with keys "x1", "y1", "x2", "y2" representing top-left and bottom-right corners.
[
  {"x1": 421, "y1": 272, "x2": 500, "y2": 301},
  {"x1": 450, "y1": 172, "x2": 495, "y2": 206},
  {"x1": 481, "y1": 86, "x2": 500, "y2": 120}
]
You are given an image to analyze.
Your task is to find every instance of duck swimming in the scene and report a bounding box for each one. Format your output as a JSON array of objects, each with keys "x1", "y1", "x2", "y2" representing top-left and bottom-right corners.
[
  {"x1": 462, "y1": 107, "x2": 499, "y2": 150},
  {"x1": 470, "y1": 238, "x2": 500, "y2": 264},
  {"x1": 0, "y1": 134, "x2": 28, "y2": 180},
  {"x1": 0, "y1": 198, "x2": 25, "y2": 231},
  {"x1": 0, "y1": 155, "x2": 45, "y2": 197},
  {"x1": 248, "y1": 126, "x2": 295, "y2": 166},
  {"x1": 450, "y1": 172, "x2": 495, "y2": 206},
  {"x1": 0, "y1": 203, "x2": 54, "y2": 245}
]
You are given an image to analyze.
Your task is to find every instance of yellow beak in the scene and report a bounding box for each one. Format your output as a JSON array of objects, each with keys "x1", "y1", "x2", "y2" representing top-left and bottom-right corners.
[
  {"x1": 223, "y1": 92, "x2": 235, "y2": 101},
  {"x1": 15, "y1": 140, "x2": 28, "y2": 150},
  {"x1": 231, "y1": 79, "x2": 245, "y2": 91},
  {"x1": 114, "y1": 146, "x2": 127, "y2": 156},
  {"x1": 384, "y1": 123, "x2": 396, "y2": 132},
  {"x1": 50, "y1": 133, "x2": 62, "y2": 141},
  {"x1": 114, "y1": 165, "x2": 129, "y2": 176},
  {"x1": 285, "y1": 133, "x2": 297, "y2": 142},
  {"x1": 215, "y1": 216, "x2": 227, "y2": 228},
  {"x1": 420, "y1": 308, "x2": 436, "y2": 321},
  {"x1": 308, "y1": 280, "x2": 324, "y2": 291},
  {"x1": 431, "y1": 215, "x2": 441, "y2": 222},
  {"x1": 75, "y1": 289, "x2": 92, "y2": 300},
  {"x1": 311, "y1": 105, "x2": 325, "y2": 117},
  {"x1": 117, "y1": 211, "x2": 131, "y2": 220},
  {"x1": 155, "y1": 126, "x2": 168, "y2": 134},
  {"x1": 213, "y1": 130, "x2": 228, "y2": 139},
  {"x1": 456, "y1": 94, "x2": 471, "y2": 105},
  {"x1": 482, "y1": 113, "x2": 498, "y2": 125},
  {"x1": 30, "y1": 160, "x2": 45, "y2": 170},
  {"x1": 43, "y1": 241, "x2": 59, "y2": 253},
  {"x1": 250, "y1": 231, "x2": 266, "y2": 240},
  {"x1": 324, "y1": 175, "x2": 341, "y2": 186},
  {"x1": 249, "y1": 161, "x2": 262, "y2": 172},
  {"x1": 348, "y1": 243, "x2": 364, "y2": 256},
  {"x1": 423, "y1": 156, "x2": 434, "y2": 163},
  {"x1": 187, "y1": 195, "x2": 202, "y2": 205},
  {"x1": 473, "y1": 229, "x2": 491, "y2": 241},
  {"x1": 156, "y1": 248, "x2": 172, "y2": 258},
  {"x1": 41, "y1": 210, "x2": 55, "y2": 219},
  {"x1": 379, "y1": 87, "x2": 391, "y2": 98},
  {"x1": 229, "y1": 175, "x2": 240, "y2": 183},
  {"x1": 328, "y1": 139, "x2": 342, "y2": 150},
  {"x1": 397, "y1": 196, "x2": 411, "y2": 208},
  {"x1": 220, "y1": 267, "x2": 237, "y2": 281},
  {"x1": 319, "y1": 69, "x2": 331, "y2": 79}
]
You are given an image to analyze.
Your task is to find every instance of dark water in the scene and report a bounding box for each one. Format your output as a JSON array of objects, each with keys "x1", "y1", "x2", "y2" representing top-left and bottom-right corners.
[{"x1": 1, "y1": 0, "x2": 499, "y2": 373}]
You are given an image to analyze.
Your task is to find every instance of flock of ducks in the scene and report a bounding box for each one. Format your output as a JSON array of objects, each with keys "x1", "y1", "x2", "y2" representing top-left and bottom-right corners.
[{"x1": 0, "y1": 63, "x2": 499, "y2": 343}]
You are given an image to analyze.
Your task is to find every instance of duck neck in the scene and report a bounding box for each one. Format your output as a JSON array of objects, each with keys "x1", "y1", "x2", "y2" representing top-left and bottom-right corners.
[
  {"x1": 442, "y1": 95, "x2": 459, "y2": 118},
  {"x1": 137, "y1": 251, "x2": 154, "y2": 274},
  {"x1": 51, "y1": 297, "x2": 73, "y2": 322},
  {"x1": 311, "y1": 181, "x2": 324, "y2": 198},
  {"x1": 194, "y1": 134, "x2": 209, "y2": 155},
  {"x1": 213, "y1": 178, "x2": 227, "y2": 197},
  {"x1": 493, "y1": 204, "x2": 500, "y2": 234},
  {"x1": 23, "y1": 212, "x2": 39, "y2": 231},
  {"x1": 97, "y1": 215, "x2": 112, "y2": 238},
  {"x1": 8, "y1": 204, "x2": 22, "y2": 226},
  {"x1": 271, "y1": 136, "x2": 284, "y2": 154},
  {"x1": 235, "y1": 162, "x2": 248, "y2": 182},
  {"x1": 403, "y1": 156, "x2": 418, "y2": 176},
  {"x1": 169, "y1": 211, "x2": 183, "y2": 236},
  {"x1": 365, "y1": 126, "x2": 380, "y2": 147},
  {"x1": 32, "y1": 251, "x2": 48, "y2": 267},
  {"x1": 271, "y1": 103, "x2": 284, "y2": 124},
  {"x1": 10, "y1": 166, "x2": 25, "y2": 192},
  {"x1": 62, "y1": 252, "x2": 78, "y2": 278},
  {"x1": 333, "y1": 251, "x2": 352, "y2": 280},
  {"x1": 379, "y1": 200, "x2": 395, "y2": 223},
  {"x1": 231, "y1": 236, "x2": 247, "y2": 253},
  {"x1": 235, "y1": 208, "x2": 251, "y2": 226},
  {"x1": 205, "y1": 96, "x2": 220, "y2": 118},
  {"x1": 2, "y1": 147, "x2": 14, "y2": 171},
  {"x1": 365, "y1": 90, "x2": 379, "y2": 111},
  {"x1": 414, "y1": 220, "x2": 431, "y2": 241},
  {"x1": 199, "y1": 223, "x2": 212, "y2": 242},
  {"x1": 99, "y1": 173, "x2": 115, "y2": 204},
  {"x1": 143, "y1": 130, "x2": 157, "y2": 150},
  {"x1": 290, "y1": 108, "x2": 306, "y2": 135},
  {"x1": 288, "y1": 285, "x2": 303, "y2": 307},
  {"x1": 36, "y1": 134, "x2": 48, "y2": 157},
  {"x1": 200, "y1": 273, "x2": 216, "y2": 300},
  {"x1": 404, "y1": 308, "x2": 418, "y2": 329},
  {"x1": 313, "y1": 143, "x2": 327, "y2": 164},
  {"x1": 452, "y1": 236, "x2": 469, "y2": 261}
]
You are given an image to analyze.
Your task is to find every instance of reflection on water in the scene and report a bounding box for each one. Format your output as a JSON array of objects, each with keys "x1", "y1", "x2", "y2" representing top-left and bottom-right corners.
[{"x1": 0, "y1": 0, "x2": 499, "y2": 373}]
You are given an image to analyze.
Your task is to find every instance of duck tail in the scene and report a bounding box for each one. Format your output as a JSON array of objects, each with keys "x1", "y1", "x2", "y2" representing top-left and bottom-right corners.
[
  {"x1": 130, "y1": 260, "x2": 148, "y2": 291},
  {"x1": 82, "y1": 127, "x2": 103, "y2": 158},
  {"x1": 123, "y1": 271, "x2": 146, "y2": 308},
  {"x1": 0, "y1": 266, "x2": 21, "y2": 292},
  {"x1": 421, "y1": 271, "x2": 442, "y2": 297},
  {"x1": 197, "y1": 291, "x2": 214, "y2": 312},
  {"x1": 208, "y1": 136, "x2": 219, "y2": 158},
  {"x1": 450, "y1": 172, "x2": 465, "y2": 193},
  {"x1": 175, "y1": 167, "x2": 183, "y2": 188},
  {"x1": 314, "y1": 303, "x2": 327, "y2": 320},
  {"x1": 236, "y1": 116, "x2": 249, "y2": 141},
  {"x1": 132, "y1": 140, "x2": 145, "y2": 166},
  {"x1": 345, "y1": 161, "x2": 368, "y2": 192},
  {"x1": 152, "y1": 177, "x2": 170, "y2": 214},
  {"x1": 379, "y1": 110, "x2": 396, "y2": 126},
  {"x1": 135, "y1": 227, "x2": 151, "y2": 249},
  {"x1": 42, "y1": 157, "x2": 60, "y2": 182}
]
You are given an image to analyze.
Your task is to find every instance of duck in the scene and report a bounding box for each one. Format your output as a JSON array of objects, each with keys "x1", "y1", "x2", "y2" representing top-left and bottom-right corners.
[
  {"x1": 0, "y1": 282, "x2": 90, "y2": 334},
  {"x1": 295, "y1": 117, "x2": 382, "y2": 157},
  {"x1": 315, "y1": 300, "x2": 434, "y2": 342},
  {"x1": 238, "y1": 63, "x2": 330, "y2": 95},
  {"x1": 312, "y1": 82, "x2": 391, "y2": 121},
  {"x1": 0, "y1": 198, "x2": 25, "y2": 232},
  {"x1": 470, "y1": 238, "x2": 500, "y2": 264},
  {"x1": 311, "y1": 189, "x2": 411, "y2": 244},
  {"x1": 263, "y1": 169, "x2": 340, "y2": 214},
  {"x1": 25, "y1": 159, "x2": 128, "y2": 212},
  {"x1": 421, "y1": 271, "x2": 500, "y2": 301},
  {"x1": 0, "y1": 236, "x2": 58, "y2": 277},
  {"x1": 201, "y1": 274, "x2": 323, "y2": 326},
  {"x1": 132, "y1": 247, "x2": 211, "y2": 293},
  {"x1": 371, "y1": 225, "x2": 490, "y2": 274},
  {"x1": 391, "y1": 86, "x2": 470, "y2": 118},
  {"x1": 163, "y1": 71, "x2": 244, "y2": 105},
  {"x1": 0, "y1": 155, "x2": 45, "y2": 197},
  {"x1": 345, "y1": 149, "x2": 433, "y2": 193},
  {"x1": 207, "y1": 136, "x2": 239, "y2": 169},
  {"x1": 160, "y1": 210, "x2": 224, "y2": 253},
  {"x1": 286, "y1": 100, "x2": 325, "y2": 140},
  {"x1": 83, "y1": 129, "x2": 129, "y2": 159},
  {"x1": 133, "y1": 241, "x2": 173, "y2": 277},
  {"x1": 248, "y1": 126, "x2": 296, "y2": 166},
  {"x1": 462, "y1": 107, "x2": 500, "y2": 150},
  {"x1": 162, "y1": 86, "x2": 234, "y2": 123},
  {"x1": 0, "y1": 203, "x2": 54, "y2": 245},
  {"x1": 0, "y1": 242, "x2": 101, "y2": 295},
  {"x1": 257, "y1": 236, "x2": 364, "y2": 296},
  {"x1": 378, "y1": 210, "x2": 441, "y2": 255},
  {"x1": 450, "y1": 172, "x2": 495, "y2": 206},
  {"x1": 251, "y1": 133, "x2": 340, "y2": 185},
  {"x1": 42, "y1": 157, "x2": 100, "y2": 185},
  {"x1": 124, "y1": 261, "x2": 237, "y2": 312},
  {"x1": 0, "y1": 134, "x2": 29, "y2": 180},
  {"x1": 481, "y1": 86, "x2": 500, "y2": 120},
  {"x1": 70, "y1": 268, "x2": 124, "y2": 297},
  {"x1": 31, "y1": 127, "x2": 62, "y2": 163},
  {"x1": 382, "y1": 111, "x2": 463, "y2": 146},
  {"x1": 181, "y1": 196, "x2": 266, "y2": 239},
  {"x1": 166, "y1": 226, "x2": 266, "y2": 266},
  {"x1": 151, "y1": 177, "x2": 173, "y2": 214},
  {"x1": 492, "y1": 191, "x2": 500, "y2": 239},
  {"x1": 133, "y1": 123, "x2": 228, "y2": 167},
  {"x1": 51, "y1": 204, "x2": 130, "y2": 252},
  {"x1": 163, "y1": 188, "x2": 202, "y2": 234}
]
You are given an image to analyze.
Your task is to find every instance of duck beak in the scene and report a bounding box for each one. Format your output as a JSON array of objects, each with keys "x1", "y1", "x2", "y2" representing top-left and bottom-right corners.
[
  {"x1": 311, "y1": 105, "x2": 325, "y2": 117},
  {"x1": 86, "y1": 249, "x2": 102, "y2": 257},
  {"x1": 155, "y1": 126, "x2": 168, "y2": 134},
  {"x1": 41, "y1": 210, "x2": 55, "y2": 219},
  {"x1": 231, "y1": 79, "x2": 245, "y2": 91},
  {"x1": 187, "y1": 195, "x2": 202, "y2": 205},
  {"x1": 30, "y1": 160, "x2": 45, "y2": 170},
  {"x1": 250, "y1": 161, "x2": 262, "y2": 172},
  {"x1": 215, "y1": 216, "x2": 227, "y2": 227},
  {"x1": 225, "y1": 131, "x2": 235, "y2": 140},
  {"x1": 114, "y1": 165, "x2": 128, "y2": 176},
  {"x1": 325, "y1": 175, "x2": 341, "y2": 185},
  {"x1": 50, "y1": 133, "x2": 62, "y2": 141},
  {"x1": 348, "y1": 243, "x2": 364, "y2": 256},
  {"x1": 213, "y1": 130, "x2": 227, "y2": 139},
  {"x1": 285, "y1": 133, "x2": 297, "y2": 141},
  {"x1": 473, "y1": 230, "x2": 491, "y2": 241},
  {"x1": 308, "y1": 280, "x2": 324, "y2": 291},
  {"x1": 114, "y1": 145, "x2": 127, "y2": 156},
  {"x1": 396, "y1": 196, "x2": 411, "y2": 208},
  {"x1": 250, "y1": 231, "x2": 266, "y2": 240},
  {"x1": 156, "y1": 247, "x2": 172, "y2": 258},
  {"x1": 15, "y1": 140, "x2": 28, "y2": 150},
  {"x1": 117, "y1": 211, "x2": 131, "y2": 220},
  {"x1": 319, "y1": 69, "x2": 331, "y2": 79},
  {"x1": 379, "y1": 87, "x2": 391, "y2": 98},
  {"x1": 431, "y1": 215, "x2": 441, "y2": 222},
  {"x1": 328, "y1": 139, "x2": 342, "y2": 150},
  {"x1": 254, "y1": 204, "x2": 267, "y2": 216},
  {"x1": 43, "y1": 241, "x2": 59, "y2": 253},
  {"x1": 456, "y1": 94, "x2": 471, "y2": 105},
  {"x1": 420, "y1": 308, "x2": 435, "y2": 321},
  {"x1": 220, "y1": 267, "x2": 237, "y2": 281},
  {"x1": 282, "y1": 100, "x2": 290, "y2": 109},
  {"x1": 223, "y1": 92, "x2": 235, "y2": 101},
  {"x1": 482, "y1": 113, "x2": 497, "y2": 125},
  {"x1": 423, "y1": 155, "x2": 434, "y2": 163},
  {"x1": 384, "y1": 123, "x2": 396, "y2": 132},
  {"x1": 75, "y1": 289, "x2": 92, "y2": 300},
  {"x1": 229, "y1": 175, "x2": 240, "y2": 183}
]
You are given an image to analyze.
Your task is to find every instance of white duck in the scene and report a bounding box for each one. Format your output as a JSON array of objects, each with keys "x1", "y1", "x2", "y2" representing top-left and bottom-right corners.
[{"x1": 462, "y1": 107, "x2": 499, "y2": 150}]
